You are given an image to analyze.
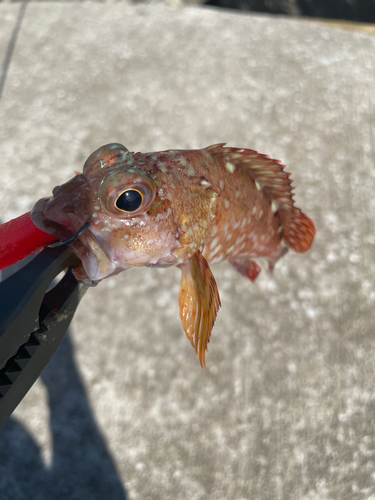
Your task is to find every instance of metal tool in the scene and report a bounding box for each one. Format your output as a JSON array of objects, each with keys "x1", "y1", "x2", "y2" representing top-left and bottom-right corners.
[{"x1": 0, "y1": 245, "x2": 87, "y2": 428}]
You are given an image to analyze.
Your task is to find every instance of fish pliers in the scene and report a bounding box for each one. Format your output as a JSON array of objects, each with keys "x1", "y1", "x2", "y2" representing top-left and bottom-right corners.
[{"x1": 0, "y1": 212, "x2": 87, "y2": 428}]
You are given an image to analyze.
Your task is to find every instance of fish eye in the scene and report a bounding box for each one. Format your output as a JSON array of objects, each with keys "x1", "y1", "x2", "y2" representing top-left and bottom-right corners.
[
  {"x1": 101, "y1": 170, "x2": 156, "y2": 217},
  {"x1": 115, "y1": 189, "x2": 143, "y2": 212}
]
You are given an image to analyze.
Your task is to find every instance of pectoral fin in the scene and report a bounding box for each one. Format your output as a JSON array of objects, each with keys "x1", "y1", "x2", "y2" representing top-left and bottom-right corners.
[{"x1": 178, "y1": 250, "x2": 221, "y2": 369}]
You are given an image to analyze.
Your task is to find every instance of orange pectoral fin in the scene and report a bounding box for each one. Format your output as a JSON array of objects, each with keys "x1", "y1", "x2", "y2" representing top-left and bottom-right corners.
[{"x1": 178, "y1": 250, "x2": 221, "y2": 369}]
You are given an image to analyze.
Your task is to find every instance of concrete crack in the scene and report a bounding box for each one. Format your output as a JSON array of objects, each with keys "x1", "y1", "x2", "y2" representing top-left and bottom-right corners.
[{"x1": 0, "y1": 2, "x2": 27, "y2": 102}]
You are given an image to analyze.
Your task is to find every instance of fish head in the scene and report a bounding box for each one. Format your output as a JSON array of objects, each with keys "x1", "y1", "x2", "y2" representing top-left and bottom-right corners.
[{"x1": 31, "y1": 143, "x2": 218, "y2": 285}]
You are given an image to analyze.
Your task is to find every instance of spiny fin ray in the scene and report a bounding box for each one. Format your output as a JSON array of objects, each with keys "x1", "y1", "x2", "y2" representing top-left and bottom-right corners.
[{"x1": 178, "y1": 250, "x2": 221, "y2": 368}]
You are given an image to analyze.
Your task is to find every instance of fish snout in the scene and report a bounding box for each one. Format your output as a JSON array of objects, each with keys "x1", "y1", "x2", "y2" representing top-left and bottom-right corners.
[
  {"x1": 31, "y1": 174, "x2": 91, "y2": 239},
  {"x1": 43, "y1": 196, "x2": 89, "y2": 228},
  {"x1": 47, "y1": 175, "x2": 90, "y2": 225}
]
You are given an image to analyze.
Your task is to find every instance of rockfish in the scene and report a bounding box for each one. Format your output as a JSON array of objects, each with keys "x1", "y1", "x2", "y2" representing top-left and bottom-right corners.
[{"x1": 32, "y1": 143, "x2": 316, "y2": 367}]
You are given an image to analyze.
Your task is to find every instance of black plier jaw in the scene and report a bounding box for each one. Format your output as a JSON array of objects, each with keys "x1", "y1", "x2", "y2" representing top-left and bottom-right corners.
[{"x1": 0, "y1": 246, "x2": 87, "y2": 428}]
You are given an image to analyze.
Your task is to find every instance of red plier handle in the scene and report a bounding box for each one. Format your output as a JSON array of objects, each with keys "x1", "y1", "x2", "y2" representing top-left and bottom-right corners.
[{"x1": 0, "y1": 212, "x2": 58, "y2": 271}]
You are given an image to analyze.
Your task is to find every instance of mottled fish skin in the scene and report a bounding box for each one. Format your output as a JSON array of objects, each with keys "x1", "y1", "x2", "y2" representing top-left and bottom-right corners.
[{"x1": 31, "y1": 143, "x2": 316, "y2": 368}]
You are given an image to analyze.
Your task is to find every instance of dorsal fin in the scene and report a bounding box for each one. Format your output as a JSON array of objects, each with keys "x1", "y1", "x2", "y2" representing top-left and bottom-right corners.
[{"x1": 205, "y1": 144, "x2": 316, "y2": 253}]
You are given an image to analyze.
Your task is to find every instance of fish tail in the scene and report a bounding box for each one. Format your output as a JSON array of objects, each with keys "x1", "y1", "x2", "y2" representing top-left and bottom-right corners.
[{"x1": 282, "y1": 210, "x2": 316, "y2": 253}]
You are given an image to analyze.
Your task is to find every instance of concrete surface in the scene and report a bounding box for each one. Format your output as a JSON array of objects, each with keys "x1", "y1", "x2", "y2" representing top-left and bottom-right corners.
[{"x1": 0, "y1": 3, "x2": 375, "y2": 499}]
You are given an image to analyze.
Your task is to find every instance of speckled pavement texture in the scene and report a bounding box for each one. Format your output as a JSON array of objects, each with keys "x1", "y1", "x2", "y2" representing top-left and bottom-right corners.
[{"x1": 0, "y1": 4, "x2": 375, "y2": 499}]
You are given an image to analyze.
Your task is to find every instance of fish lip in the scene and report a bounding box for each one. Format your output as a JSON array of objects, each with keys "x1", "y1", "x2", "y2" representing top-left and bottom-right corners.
[
  {"x1": 33, "y1": 199, "x2": 114, "y2": 281},
  {"x1": 70, "y1": 226, "x2": 116, "y2": 282},
  {"x1": 31, "y1": 173, "x2": 91, "y2": 239},
  {"x1": 31, "y1": 197, "x2": 87, "y2": 242},
  {"x1": 31, "y1": 198, "x2": 77, "y2": 241},
  {"x1": 73, "y1": 228, "x2": 114, "y2": 262}
]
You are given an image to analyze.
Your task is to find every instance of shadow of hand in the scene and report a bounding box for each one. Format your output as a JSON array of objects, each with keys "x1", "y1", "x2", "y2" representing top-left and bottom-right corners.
[{"x1": 0, "y1": 331, "x2": 128, "y2": 500}]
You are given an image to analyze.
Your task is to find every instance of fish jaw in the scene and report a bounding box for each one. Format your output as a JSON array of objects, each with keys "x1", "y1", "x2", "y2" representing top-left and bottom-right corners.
[
  {"x1": 30, "y1": 173, "x2": 114, "y2": 285},
  {"x1": 68, "y1": 229, "x2": 118, "y2": 285},
  {"x1": 33, "y1": 201, "x2": 184, "y2": 285}
]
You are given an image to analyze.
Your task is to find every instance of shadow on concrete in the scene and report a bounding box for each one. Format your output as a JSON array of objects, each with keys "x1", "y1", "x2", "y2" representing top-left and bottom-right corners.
[
  {"x1": 204, "y1": 0, "x2": 375, "y2": 23},
  {"x1": 0, "y1": 331, "x2": 128, "y2": 500}
]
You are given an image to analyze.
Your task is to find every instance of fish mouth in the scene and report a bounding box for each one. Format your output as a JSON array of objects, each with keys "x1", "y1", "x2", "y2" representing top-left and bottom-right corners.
[
  {"x1": 31, "y1": 198, "x2": 116, "y2": 285},
  {"x1": 48, "y1": 221, "x2": 90, "y2": 248},
  {"x1": 31, "y1": 197, "x2": 81, "y2": 241},
  {"x1": 70, "y1": 229, "x2": 117, "y2": 286},
  {"x1": 31, "y1": 173, "x2": 92, "y2": 239}
]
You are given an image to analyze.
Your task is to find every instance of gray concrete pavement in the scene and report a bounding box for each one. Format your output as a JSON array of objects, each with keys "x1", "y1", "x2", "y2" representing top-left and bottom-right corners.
[
  {"x1": 0, "y1": 3, "x2": 375, "y2": 499},
  {"x1": 0, "y1": 5, "x2": 19, "y2": 98}
]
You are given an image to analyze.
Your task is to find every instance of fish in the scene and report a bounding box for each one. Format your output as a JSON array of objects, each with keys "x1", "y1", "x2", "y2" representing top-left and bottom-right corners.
[{"x1": 31, "y1": 143, "x2": 316, "y2": 368}]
